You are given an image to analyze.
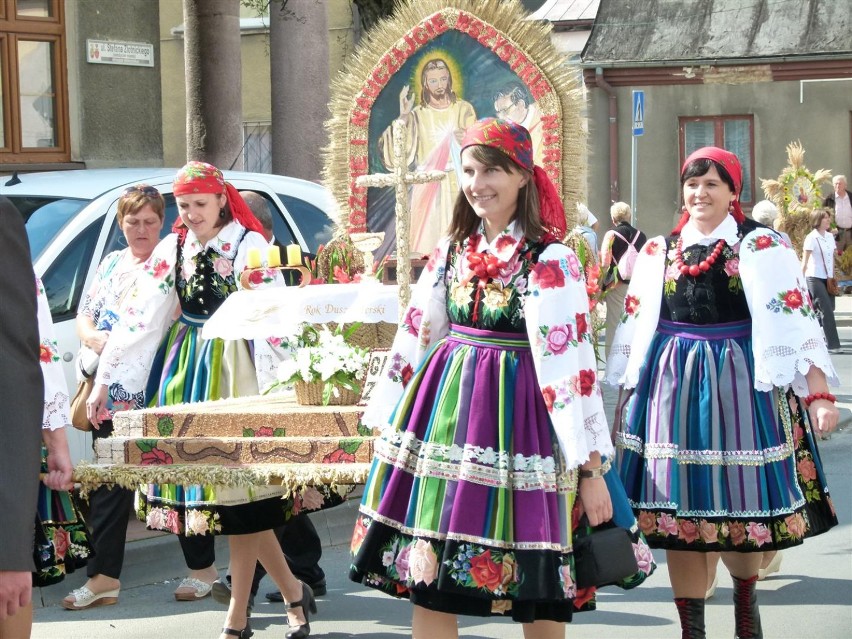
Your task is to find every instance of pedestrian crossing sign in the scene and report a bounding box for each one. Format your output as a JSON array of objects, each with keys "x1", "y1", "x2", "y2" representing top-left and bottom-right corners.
[{"x1": 632, "y1": 90, "x2": 645, "y2": 136}]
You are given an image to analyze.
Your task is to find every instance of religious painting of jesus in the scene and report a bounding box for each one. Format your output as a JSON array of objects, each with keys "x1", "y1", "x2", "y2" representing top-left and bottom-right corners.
[
  {"x1": 366, "y1": 30, "x2": 550, "y2": 260},
  {"x1": 377, "y1": 57, "x2": 476, "y2": 255},
  {"x1": 326, "y1": 2, "x2": 582, "y2": 272}
]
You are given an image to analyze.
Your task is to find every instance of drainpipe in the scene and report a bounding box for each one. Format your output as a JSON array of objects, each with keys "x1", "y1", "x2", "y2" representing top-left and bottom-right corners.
[{"x1": 595, "y1": 67, "x2": 619, "y2": 204}]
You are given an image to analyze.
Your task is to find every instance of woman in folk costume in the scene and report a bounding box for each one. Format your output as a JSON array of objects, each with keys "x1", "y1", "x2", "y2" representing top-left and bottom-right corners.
[
  {"x1": 91, "y1": 162, "x2": 317, "y2": 639},
  {"x1": 607, "y1": 146, "x2": 839, "y2": 639},
  {"x1": 350, "y1": 118, "x2": 653, "y2": 639}
]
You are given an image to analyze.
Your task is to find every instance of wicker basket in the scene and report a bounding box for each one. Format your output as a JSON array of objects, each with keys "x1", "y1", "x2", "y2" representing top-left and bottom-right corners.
[
  {"x1": 294, "y1": 380, "x2": 360, "y2": 406},
  {"x1": 375, "y1": 322, "x2": 397, "y2": 349},
  {"x1": 315, "y1": 322, "x2": 396, "y2": 351}
]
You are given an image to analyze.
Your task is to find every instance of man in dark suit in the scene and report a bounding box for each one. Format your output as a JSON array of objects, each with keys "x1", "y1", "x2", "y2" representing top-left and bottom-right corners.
[{"x1": 0, "y1": 196, "x2": 44, "y2": 624}]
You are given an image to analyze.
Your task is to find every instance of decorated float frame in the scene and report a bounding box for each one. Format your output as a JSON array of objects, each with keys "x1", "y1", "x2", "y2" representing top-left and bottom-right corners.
[{"x1": 324, "y1": 0, "x2": 585, "y2": 255}]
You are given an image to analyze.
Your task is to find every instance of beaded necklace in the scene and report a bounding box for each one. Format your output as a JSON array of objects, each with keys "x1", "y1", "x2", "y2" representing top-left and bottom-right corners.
[{"x1": 674, "y1": 236, "x2": 726, "y2": 277}]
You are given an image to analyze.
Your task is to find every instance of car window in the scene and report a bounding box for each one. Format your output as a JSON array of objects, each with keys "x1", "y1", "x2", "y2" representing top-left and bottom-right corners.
[
  {"x1": 102, "y1": 193, "x2": 179, "y2": 256},
  {"x1": 12, "y1": 196, "x2": 90, "y2": 260},
  {"x1": 277, "y1": 194, "x2": 334, "y2": 253},
  {"x1": 42, "y1": 216, "x2": 102, "y2": 322}
]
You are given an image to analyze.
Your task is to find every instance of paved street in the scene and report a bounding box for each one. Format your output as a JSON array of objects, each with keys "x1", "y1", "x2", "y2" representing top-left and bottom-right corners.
[{"x1": 31, "y1": 312, "x2": 852, "y2": 639}]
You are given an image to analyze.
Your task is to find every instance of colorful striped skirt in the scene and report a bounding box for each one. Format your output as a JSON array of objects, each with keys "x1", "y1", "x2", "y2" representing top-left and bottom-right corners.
[
  {"x1": 350, "y1": 324, "x2": 652, "y2": 623},
  {"x1": 618, "y1": 319, "x2": 837, "y2": 551},
  {"x1": 138, "y1": 312, "x2": 288, "y2": 536}
]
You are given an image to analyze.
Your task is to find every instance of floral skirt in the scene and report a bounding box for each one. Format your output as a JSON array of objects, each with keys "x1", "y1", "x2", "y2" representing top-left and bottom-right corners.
[
  {"x1": 618, "y1": 319, "x2": 837, "y2": 551},
  {"x1": 33, "y1": 457, "x2": 92, "y2": 587},
  {"x1": 137, "y1": 312, "x2": 287, "y2": 535},
  {"x1": 350, "y1": 325, "x2": 653, "y2": 623}
]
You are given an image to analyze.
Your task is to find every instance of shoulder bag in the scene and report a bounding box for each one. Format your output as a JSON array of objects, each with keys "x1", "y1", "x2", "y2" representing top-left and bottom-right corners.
[
  {"x1": 815, "y1": 237, "x2": 840, "y2": 296},
  {"x1": 69, "y1": 371, "x2": 94, "y2": 431}
]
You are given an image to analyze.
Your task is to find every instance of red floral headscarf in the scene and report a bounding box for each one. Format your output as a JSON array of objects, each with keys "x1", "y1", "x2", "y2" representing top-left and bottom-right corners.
[
  {"x1": 171, "y1": 161, "x2": 264, "y2": 238},
  {"x1": 460, "y1": 117, "x2": 566, "y2": 243},
  {"x1": 674, "y1": 146, "x2": 746, "y2": 233}
]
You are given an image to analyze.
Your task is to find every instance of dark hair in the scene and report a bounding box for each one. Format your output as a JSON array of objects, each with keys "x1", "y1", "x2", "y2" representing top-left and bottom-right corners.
[
  {"x1": 214, "y1": 195, "x2": 232, "y2": 229},
  {"x1": 811, "y1": 208, "x2": 831, "y2": 229},
  {"x1": 492, "y1": 81, "x2": 530, "y2": 107},
  {"x1": 420, "y1": 59, "x2": 456, "y2": 107},
  {"x1": 673, "y1": 156, "x2": 745, "y2": 233},
  {"x1": 240, "y1": 191, "x2": 273, "y2": 233},
  {"x1": 447, "y1": 145, "x2": 543, "y2": 243},
  {"x1": 680, "y1": 158, "x2": 737, "y2": 193}
]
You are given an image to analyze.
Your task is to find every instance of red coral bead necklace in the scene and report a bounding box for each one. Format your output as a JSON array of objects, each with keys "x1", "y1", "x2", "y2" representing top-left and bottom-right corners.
[{"x1": 674, "y1": 236, "x2": 726, "y2": 277}]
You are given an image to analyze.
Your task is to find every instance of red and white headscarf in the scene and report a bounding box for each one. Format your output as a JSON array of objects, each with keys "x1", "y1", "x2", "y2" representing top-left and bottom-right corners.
[
  {"x1": 171, "y1": 161, "x2": 264, "y2": 237},
  {"x1": 460, "y1": 117, "x2": 566, "y2": 243}
]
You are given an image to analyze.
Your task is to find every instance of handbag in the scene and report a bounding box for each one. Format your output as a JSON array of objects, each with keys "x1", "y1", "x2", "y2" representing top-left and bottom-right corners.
[
  {"x1": 573, "y1": 516, "x2": 639, "y2": 589},
  {"x1": 816, "y1": 238, "x2": 840, "y2": 296},
  {"x1": 826, "y1": 277, "x2": 840, "y2": 296},
  {"x1": 70, "y1": 374, "x2": 94, "y2": 431}
]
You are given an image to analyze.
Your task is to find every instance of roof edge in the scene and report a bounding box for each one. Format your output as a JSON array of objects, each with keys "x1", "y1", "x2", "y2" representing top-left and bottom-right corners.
[{"x1": 581, "y1": 53, "x2": 852, "y2": 69}]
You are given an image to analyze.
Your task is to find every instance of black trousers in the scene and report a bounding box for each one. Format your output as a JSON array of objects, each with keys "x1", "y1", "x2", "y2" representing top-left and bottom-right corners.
[
  {"x1": 179, "y1": 530, "x2": 216, "y2": 570},
  {"x1": 807, "y1": 276, "x2": 841, "y2": 349},
  {"x1": 228, "y1": 512, "x2": 325, "y2": 595},
  {"x1": 85, "y1": 420, "x2": 135, "y2": 579},
  {"x1": 87, "y1": 420, "x2": 217, "y2": 573}
]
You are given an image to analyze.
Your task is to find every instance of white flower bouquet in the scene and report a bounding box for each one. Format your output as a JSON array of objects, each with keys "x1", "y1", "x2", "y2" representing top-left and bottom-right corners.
[{"x1": 272, "y1": 323, "x2": 370, "y2": 405}]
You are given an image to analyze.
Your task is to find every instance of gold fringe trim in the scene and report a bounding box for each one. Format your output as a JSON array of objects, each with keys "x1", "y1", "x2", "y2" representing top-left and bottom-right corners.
[
  {"x1": 72, "y1": 462, "x2": 371, "y2": 498},
  {"x1": 323, "y1": 0, "x2": 584, "y2": 239}
]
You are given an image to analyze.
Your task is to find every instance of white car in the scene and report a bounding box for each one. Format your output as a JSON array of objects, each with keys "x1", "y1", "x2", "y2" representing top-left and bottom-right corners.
[{"x1": 1, "y1": 168, "x2": 337, "y2": 463}]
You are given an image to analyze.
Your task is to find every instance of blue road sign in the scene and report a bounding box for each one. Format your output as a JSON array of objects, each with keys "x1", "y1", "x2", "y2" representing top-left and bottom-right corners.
[{"x1": 632, "y1": 90, "x2": 645, "y2": 136}]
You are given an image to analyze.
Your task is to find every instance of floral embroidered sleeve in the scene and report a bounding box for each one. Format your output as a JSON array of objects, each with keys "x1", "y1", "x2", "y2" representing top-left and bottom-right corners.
[
  {"x1": 361, "y1": 239, "x2": 451, "y2": 430},
  {"x1": 36, "y1": 277, "x2": 71, "y2": 430},
  {"x1": 78, "y1": 250, "x2": 123, "y2": 323},
  {"x1": 739, "y1": 229, "x2": 838, "y2": 395},
  {"x1": 523, "y1": 243, "x2": 613, "y2": 468},
  {"x1": 95, "y1": 234, "x2": 179, "y2": 394},
  {"x1": 604, "y1": 236, "x2": 666, "y2": 388}
]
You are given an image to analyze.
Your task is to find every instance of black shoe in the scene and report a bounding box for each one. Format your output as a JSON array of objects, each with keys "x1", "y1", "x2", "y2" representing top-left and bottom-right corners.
[
  {"x1": 266, "y1": 578, "x2": 326, "y2": 602},
  {"x1": 221, "y1": 620, "x2": 253, "y2": 638},
  {"x1": 211, "y1": 578, "x2": 254, "y2": 615},
  {"x1": 284, "y1": 581, "x2": 316, "y2": 639}
]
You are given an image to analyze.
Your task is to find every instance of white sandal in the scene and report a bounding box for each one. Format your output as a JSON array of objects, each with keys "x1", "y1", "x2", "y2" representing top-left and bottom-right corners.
[
  {"x1": 758, "y1": 552, "x2": 783, "y2": 580},
  {"x1": 173, "y1": 577, "x2": 213, "y2": 601},
  {"x1": 62, "y1": 586, "x2": 120, "y2": 610}
]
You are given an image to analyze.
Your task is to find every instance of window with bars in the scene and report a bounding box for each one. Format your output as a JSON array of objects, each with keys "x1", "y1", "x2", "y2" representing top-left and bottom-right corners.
[
  {"x1": 0, "y1": 0, "x2": 68, "y2": 162},
  {"x1": 243, "y1": 121, "x2": 272, "y2": 173},
  {"x1": 679, "y1": 115, "x2": 755, "y2": 205}
]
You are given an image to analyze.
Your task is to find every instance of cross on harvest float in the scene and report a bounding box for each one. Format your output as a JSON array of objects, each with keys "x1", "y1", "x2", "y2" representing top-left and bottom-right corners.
[{"x1": 356, "y1": 118, "x2": 445, "y2": 318}]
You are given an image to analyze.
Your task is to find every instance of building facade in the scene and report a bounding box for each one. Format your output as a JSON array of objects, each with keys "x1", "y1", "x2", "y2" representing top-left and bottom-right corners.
[{"x1": 581, "y1": 0, "x2": 852, "y2": 239}]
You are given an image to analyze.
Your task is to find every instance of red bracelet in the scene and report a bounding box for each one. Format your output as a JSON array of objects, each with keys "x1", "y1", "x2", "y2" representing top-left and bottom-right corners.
[{"x1": 804, "y1": 392, "x2": 836, "y2": 405}]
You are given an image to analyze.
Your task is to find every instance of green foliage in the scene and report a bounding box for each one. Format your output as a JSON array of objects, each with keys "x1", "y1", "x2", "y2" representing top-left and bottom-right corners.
[
  {"x1": 157, "y1": 416, "x2": 175, "y2": 436},
  {"x1": 353, "y1": 0, "x2": 400, "y2": 31}
]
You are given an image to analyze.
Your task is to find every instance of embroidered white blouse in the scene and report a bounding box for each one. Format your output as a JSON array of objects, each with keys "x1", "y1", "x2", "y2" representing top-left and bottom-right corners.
[
  {"x1": 96, "y1": 221, "x2": 272, "y2": 396},
  {"x1": 37, "y1": 277, "x2": 71, "y2": 431},
  {"x1": 362, "y1": 224, "x2": 613, "y2": 470},
  {"x1": 606, "y1": 215, "x2": 838, "y2": 397}
]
